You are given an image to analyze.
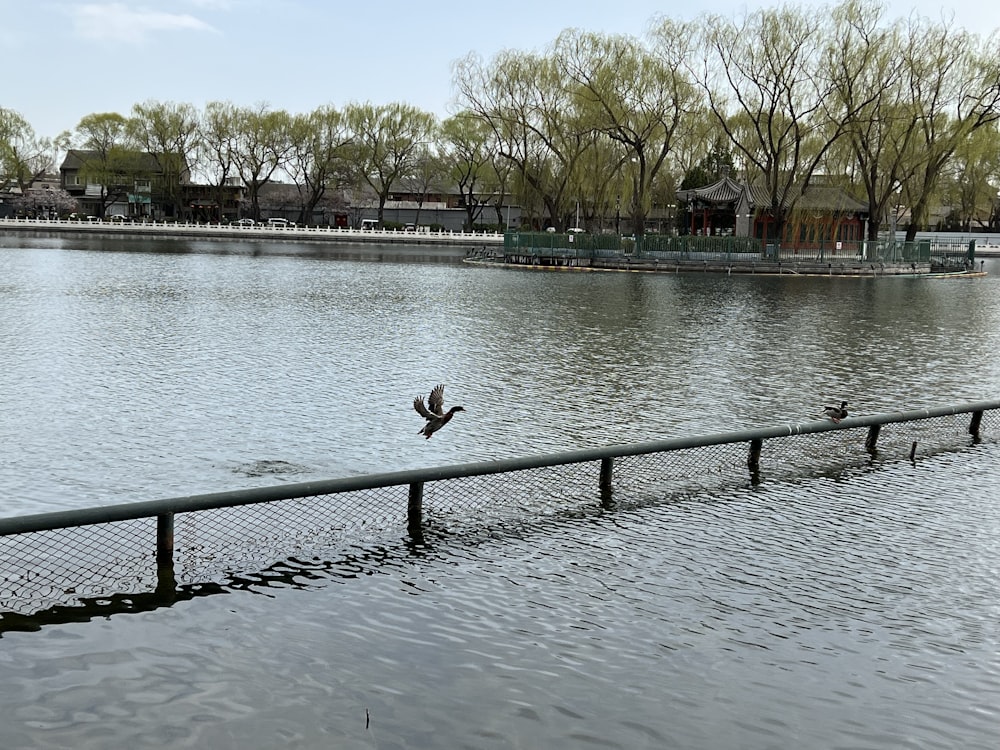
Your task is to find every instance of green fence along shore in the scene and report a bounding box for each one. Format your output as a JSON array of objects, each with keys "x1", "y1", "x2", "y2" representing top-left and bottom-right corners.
[{"x1": 489, "y1": 232, "x2": 982, "y2": 275}]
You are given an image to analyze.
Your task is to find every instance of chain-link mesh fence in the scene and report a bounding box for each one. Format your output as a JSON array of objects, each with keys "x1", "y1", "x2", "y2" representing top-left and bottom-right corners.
[{"x1": 2, "y1": 404, "x2": 996, "y2": 628}]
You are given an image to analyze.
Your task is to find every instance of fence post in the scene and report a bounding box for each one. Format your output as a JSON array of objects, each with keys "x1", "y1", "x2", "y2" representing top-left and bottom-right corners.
[
  {"x1": 156, "y1": 512, "x2": 174, "y2": 567},
  {"x1": 599, "y1": 458, "x2": 614, "y2": 492},
  {"x1": 969, "y1": 411, "x2": 983, "y2": 442},
  {"x1": 408, "y1": 482, "x2": 424, "y2": 535},
  {"x1": 747, "y1": 439, "x2": 762, "y2": 475},
  {"x1": 865, "y1": 424, "x2": 881, "y2": 455}
]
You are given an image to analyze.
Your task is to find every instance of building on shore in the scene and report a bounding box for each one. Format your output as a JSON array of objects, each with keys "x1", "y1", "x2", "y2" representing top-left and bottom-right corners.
[{"x1": 677, "y1": 170, "x2": 869, "y2": 253}]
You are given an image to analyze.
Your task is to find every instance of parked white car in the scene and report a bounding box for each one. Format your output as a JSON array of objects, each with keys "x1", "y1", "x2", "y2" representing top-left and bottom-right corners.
[{"x1": 267, "y1": 218, "x2": 295, "y2": 227}]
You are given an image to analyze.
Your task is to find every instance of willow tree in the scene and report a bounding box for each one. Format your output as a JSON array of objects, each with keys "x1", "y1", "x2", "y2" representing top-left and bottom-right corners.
[
  {"x1": 944, "y1": 123, "x2": 1000, "y2": 230},
  {"x1": 286, "y1": 105, "x2": 353, "y2": 225},
  {"x1": 692, "y1": 5, "x2": 843, "y2": 246},
  {"x1": 200, "y1": 101, "x2": 241, "y2": 218},
  {"x1": 825, "y1": 1, "x2": 915, "y2": 240},
  {"x1": 74, "y1": 112, "x2": 136, "y2": 217},
  {"x1": 564, "y1": 130, "x2": 629, "y2": 232},
  {"x1": 558, "y1": 22, "x2": 697, "y2": 236},
  {"x1": 440, "y1": 113, "x2": 497, "y2": 231},
  {"x1": 127, "y1": 100, "x2": 200, "y2": 219},
  {"x1": 895, "y1": 15, "x2": 1000, "y2": 240},
  {"x1": 343, "y1": 102, "x2": 437, "y2": 225},
  {"x1": 454, "y1": 49, "x2": 592, "y2": 232},
  {"x1": 229, "y1": 103, "x2": 295, "y2": 220},
  {"x1": 0, "y1": 108, "x2": 51, "y2": 192}
]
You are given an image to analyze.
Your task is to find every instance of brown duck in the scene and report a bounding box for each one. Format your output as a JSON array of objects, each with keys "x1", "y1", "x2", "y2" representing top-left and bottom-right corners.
[
  {"x1": 823, "y1": 401, "x2": 848, "y2": 423},
  {"x1": 414, "y1": 384, "x2": 464, "y2": 439}
]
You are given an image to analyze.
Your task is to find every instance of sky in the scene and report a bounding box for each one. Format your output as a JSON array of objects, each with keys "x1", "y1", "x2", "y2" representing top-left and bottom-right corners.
[{"x1": 2, "y1": 0, "x2": 997, "y2": 140}]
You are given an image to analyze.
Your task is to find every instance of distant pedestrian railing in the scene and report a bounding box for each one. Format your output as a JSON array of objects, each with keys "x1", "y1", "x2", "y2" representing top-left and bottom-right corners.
[
  {"x1": 1, "y1": 400, "x2": 997, "y2": 631},
  {"x1": 0, "y1": 216, "x2": 504, "y2": 245}
]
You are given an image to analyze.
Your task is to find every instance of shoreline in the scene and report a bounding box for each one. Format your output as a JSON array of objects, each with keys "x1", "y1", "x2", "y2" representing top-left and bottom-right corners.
[
  {"x1": 0, "y1": 217, "x2": 502, "y2": 247},
  {"x1": 465, "y1": 256, "x2": 988, "y2": 278},
  {"x1": 0, "y1": 220, "x2": 498, "y2": 264},
  {"x1": 4, "y1": 219, "x2": 993, "y2": 273}
]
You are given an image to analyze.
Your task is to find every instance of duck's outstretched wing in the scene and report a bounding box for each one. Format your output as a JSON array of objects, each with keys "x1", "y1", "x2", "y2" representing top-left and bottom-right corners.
[
  {"x1": 427, "y1": 384, "x2": 445, "y2": 416},
  {"x1": 414, "y1": 395, "x2": 436, "y2": 420}
]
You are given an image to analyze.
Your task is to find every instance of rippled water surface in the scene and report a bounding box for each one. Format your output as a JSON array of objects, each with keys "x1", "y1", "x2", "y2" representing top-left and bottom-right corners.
[
  {"x1": 2, "y1": 236, "x2": 1000, "y2": 748},
  {"x1": 3, "y1": 237, "x2": 999, "y2": 514}
]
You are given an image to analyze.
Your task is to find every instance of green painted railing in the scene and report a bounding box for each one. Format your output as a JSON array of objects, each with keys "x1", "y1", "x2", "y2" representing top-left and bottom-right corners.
[{"x1": 503, "y1": 232, "x2": 977, "y2": 264}]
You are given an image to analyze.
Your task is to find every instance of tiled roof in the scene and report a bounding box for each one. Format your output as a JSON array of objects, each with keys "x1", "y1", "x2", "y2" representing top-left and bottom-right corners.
[
  {"x1": 682, "y1": 174, "x2": 867, "y2": 214},
  {"x1": 60, "y1": 149, "x2": 186, "y2": 174},
  {"x1": 679, "y1": 175, "x2": 747, "y2": 203}
]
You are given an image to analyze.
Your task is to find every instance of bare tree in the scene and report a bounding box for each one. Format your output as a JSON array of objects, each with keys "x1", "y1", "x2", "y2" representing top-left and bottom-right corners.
[{"x1": 405, "y1": 145, "x2": 446, "y2": 227}]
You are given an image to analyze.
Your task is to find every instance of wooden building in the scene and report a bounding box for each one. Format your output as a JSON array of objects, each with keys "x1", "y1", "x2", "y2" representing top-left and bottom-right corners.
[{"x1": 677, "y1": 171, "x2": 868, "y2": 250}]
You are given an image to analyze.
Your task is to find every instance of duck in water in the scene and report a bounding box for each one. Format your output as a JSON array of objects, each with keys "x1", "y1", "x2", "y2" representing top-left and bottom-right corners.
[
  {"x1": 823, "y1": 401, "x2": 848, "y2": 423},
  {"x1": 414, "y1": 384, "x2": 464, "y2": 438}
]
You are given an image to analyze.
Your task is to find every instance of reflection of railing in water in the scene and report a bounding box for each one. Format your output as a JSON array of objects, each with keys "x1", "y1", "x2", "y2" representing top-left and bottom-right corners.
[{"x1": 2, "y1": 400, "x2": 998, "y2": 630}]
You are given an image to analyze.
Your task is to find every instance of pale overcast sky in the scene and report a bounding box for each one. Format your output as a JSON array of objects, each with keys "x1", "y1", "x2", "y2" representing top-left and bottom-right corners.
[{"x1": 2, "y1": 0, "x2": 996, "y2": 139}]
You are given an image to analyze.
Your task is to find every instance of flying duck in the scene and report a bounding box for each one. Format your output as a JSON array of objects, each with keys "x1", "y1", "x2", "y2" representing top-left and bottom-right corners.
[
  {"x1": 823, "y1": 401, "x2": 848, "y2": 423},
  {"x1": 414, "y1": 384, "x2": 464, "y2": 439}
]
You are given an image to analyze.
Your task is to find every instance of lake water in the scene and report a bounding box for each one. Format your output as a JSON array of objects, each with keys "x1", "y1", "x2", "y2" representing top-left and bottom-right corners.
[{"x1": 1, "y1": 234, "x2": 999, "y2": 748}]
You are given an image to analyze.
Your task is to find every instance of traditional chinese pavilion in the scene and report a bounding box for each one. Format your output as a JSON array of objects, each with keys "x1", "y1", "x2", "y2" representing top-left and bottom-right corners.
[{"x1": 676, "y1": 170, "x2": 869, "y2": 251}]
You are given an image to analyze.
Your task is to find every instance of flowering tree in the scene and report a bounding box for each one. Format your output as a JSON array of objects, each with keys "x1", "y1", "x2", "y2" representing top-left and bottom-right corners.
[{"x1": 12, "y1": 187, "x2": 78, "y2": 217}]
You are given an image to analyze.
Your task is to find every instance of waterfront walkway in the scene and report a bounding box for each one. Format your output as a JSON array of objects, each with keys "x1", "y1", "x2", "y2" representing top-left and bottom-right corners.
[
  {"x1": 0, "y1": 217, "x2": 504, "y2": 247},
  {"x1": 3, "y1": 218, "x2": 992, "y2": 275}
]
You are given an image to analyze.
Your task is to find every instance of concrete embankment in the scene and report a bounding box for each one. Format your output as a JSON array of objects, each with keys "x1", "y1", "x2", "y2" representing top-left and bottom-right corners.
[{"x1": 466, "y1": 254, "x2": 987, "y2": 278}]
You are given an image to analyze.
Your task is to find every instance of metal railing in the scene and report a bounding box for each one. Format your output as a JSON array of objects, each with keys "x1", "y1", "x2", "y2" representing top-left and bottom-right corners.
[
  {"x1": 503, "y1": 232, "x2": 978, "y2": 265},
  {"x1": 1, "y1": 400, "x2": 997, "y2": 629},
  {"x1": 0, "y1": 216, "x2": 504, "y2": 245}
]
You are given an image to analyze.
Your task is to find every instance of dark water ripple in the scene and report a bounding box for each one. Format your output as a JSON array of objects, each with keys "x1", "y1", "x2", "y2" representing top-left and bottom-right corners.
[{"x1": 4, "y1": 445, "x2": 998, "y2": 748}]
